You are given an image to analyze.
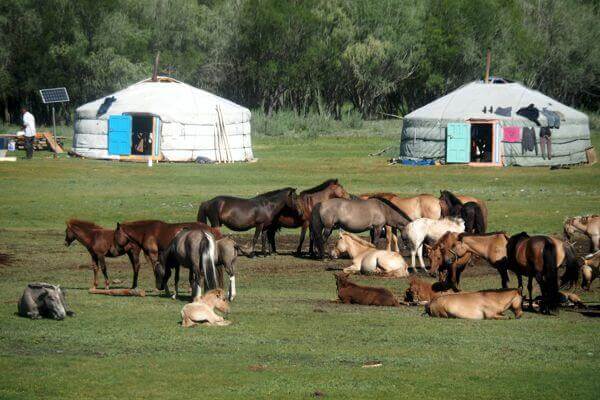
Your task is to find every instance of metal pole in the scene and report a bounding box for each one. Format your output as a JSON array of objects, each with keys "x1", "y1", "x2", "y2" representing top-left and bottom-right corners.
[{"x1": 52, "y1": 105, "x2": 57, "y2": 157}]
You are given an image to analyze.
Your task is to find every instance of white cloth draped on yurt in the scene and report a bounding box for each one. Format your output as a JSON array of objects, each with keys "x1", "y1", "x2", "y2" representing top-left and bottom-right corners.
[
  {"x1": 400, "y1": 80, "x2": 591, "y2": 166},
  {"x1": 72, "y1": 77, "x2": 253, "y2": 162}
]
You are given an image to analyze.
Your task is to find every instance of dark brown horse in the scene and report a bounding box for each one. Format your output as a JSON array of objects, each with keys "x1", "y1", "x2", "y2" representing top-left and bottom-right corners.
[
  {"x1": 65, "y1": 219, "x2": 142, "y2": 289},
  {"x1": 335, "y1": 272, "x2": 400, "y2": 306},
  {"x1": 506, "y1": 232, "x2": 579, "y2": 314},
  {"x1": 197, "y1": 187, "x2": 302, "y2": 256},
  {"x1": 439, "y1": 190, "x2": 485, "y2": 234},
  {"x1": 266, "y1": 179, "x2": 350, "y2": 255},
  {"x1": 114, "y1": 220, "x2": 221, "y2": 289}
]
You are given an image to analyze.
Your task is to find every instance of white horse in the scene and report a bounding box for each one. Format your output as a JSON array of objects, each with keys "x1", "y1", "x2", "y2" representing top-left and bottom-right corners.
[
  {"x1": 331, "y1": 231, "x2": 409, "y2": 277},
  {"x1": 402, "y1": 217, "x2": 465, "y2": 271}
]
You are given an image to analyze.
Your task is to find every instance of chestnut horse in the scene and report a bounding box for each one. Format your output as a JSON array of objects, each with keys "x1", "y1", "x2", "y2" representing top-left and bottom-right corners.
[
  {"x1": 506, "y1": 232, "x2": 580, "y2": 314},
  {"x1": 114, "y1": 220, "x2": 221, "y2": 287},
  {"x1": 267, "y1": 179, "x2": 350, "y2": 255},
  {"x1": 197, "y1": 187, "x2": 301, "y2": 256},
  {"x1": 65, "y1": 219, "x2": 142, "y2": 289}
]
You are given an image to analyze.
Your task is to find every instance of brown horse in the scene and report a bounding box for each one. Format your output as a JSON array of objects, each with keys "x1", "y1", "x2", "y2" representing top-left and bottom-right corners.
[
  {"x1": 404, "y1": 277, "x2": 451, "y2": 304},
  {"x1": 114, "y1": 220, "x2": 221, "y2": 288},
  {"x1": 267, "y1": 179, "x2": 350, "y2": 255},
  {"x1": 334, "y1": 273, "x2": 400, "y2": 306},
  {"x1": 65, "y1": 219, "x2": 142, "y2": 289},
  {"x1": 439, "y1": 191, "x2": 485, "y2": 234},
  {"x1": 506, "y1": 232, "x2": 579, "y2": 314},
  {"x1": 428, "y1": 232, "x2": 510, "y2": 291}
]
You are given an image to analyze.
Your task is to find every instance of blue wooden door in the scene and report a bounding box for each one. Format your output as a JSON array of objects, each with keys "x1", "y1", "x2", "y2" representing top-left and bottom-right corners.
[
  {"x1": 108, "y1": 115, "x2": 132, "y2": 155},
  {"x1": 446, "y1": 123, "x2": 470, "y2": 163}
]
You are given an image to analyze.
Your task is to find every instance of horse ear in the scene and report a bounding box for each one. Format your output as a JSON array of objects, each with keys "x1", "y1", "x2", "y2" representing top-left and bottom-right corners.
[
  {"x1": 424, "y1": 243, "x2": 432, "y2": 250},
  {"x1": 116, "y1": 222, "x2": 120, "y2": 229}
]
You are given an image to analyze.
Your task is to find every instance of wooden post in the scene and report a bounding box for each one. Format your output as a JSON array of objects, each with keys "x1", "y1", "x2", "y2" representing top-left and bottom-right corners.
[
  {"x1": 152, "y1": 52, "x2": 160, "y2": 82},
  {"x1": 484, "y1": 48, "x2": 491, "y2": 83}
]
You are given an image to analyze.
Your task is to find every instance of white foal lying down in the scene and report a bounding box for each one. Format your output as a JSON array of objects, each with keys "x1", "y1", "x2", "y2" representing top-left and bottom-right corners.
[
  {"x1": 331, "y1": 231, "x2": 409, "y2": 277},
  {"x1": 402, "y1": 217, "x2": 465, "y2": 271},
  {"x1": 181, "y1": 289, "x2": 231, "y2": 327}
]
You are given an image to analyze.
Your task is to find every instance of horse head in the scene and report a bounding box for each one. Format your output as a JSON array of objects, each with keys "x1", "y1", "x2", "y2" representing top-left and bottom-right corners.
[
  {"x1": 203, "y1": 289, "x2": 230, "y2": 313},
  {"x1": 563, "y1": 218, "x2": 576, "y2": 241},
  {"x1": 331, "y1": 232, "x2": 349, "y2": 259},
  {"x1": 64, "y1": 224, "x2": 76, "y2": 247},
  {"x1": 425, "y1": 243, "x2": 443, "y2": 277},
  {"x1": 331, "y1": 180, "x2": 351, "y2": 200},
  {"x1": 286, "y1": 188, "x2": 303, "y2": 217},
  {"x1": 334, "y1": 271, "x2": 350, "y2": 290}
]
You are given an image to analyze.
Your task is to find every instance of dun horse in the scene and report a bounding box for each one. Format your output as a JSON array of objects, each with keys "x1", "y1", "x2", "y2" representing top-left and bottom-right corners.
[
  {"x1": 197, "y1": 187, "x2": 301, "y2": 256},
  {"x1": 65, "y1": 219, "x2": 142, "y2": 289},
  {"x1": 310, "y1": 197, "x2": 412, "y2": 259},
  {"x1": 426, "y1": 289, "x2": 523, "y2": 320},
  {"x1": 564, "y1": 215, "x2": 600, "y2": 251},
  {"x1": 266, "y1": 179, "x2": 350, "y2": 255},
  {"x1": 114, "y1": 220, "x2": 221, "y2": 286},
  {"x1": 506, "y1": 232, "x2": 579, "y2": 314}
]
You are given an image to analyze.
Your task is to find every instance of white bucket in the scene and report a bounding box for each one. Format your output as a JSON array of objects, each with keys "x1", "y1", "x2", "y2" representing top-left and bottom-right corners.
[
  {"x1": 147, "y1": 158, "x2": 153, "y2": 167},
  {"x1": 7, "y1": 140, "x2": 15, "y2": 151}
]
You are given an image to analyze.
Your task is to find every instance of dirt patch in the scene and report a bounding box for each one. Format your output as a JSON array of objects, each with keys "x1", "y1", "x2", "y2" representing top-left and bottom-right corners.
[
  {"x1": 0, "y1": 252, "x2": 12, "y2": 267},
  {"x1": 248, "y1": 364, "x2": 268, "y2": 372}
]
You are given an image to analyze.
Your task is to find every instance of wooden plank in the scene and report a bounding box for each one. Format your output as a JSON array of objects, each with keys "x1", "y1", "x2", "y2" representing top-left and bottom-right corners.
[{"x1": 43, "y1": 132, "x2": 64, "y2": 153}]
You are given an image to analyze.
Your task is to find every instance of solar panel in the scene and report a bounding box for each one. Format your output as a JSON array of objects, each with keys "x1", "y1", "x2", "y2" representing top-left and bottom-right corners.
[{"x1": 39, "y1": 87, "x2": 70, "y2": 104}]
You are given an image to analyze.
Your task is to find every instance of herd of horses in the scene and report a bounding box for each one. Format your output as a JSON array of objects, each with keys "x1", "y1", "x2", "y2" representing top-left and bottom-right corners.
[{"x1": 64, "y1": 178, "x2": 599, "y2": 321}]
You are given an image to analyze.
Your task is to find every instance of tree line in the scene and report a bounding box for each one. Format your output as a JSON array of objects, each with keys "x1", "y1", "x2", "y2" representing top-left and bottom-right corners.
[{"x1": 1, "y1": 0, "x2": 598, "y2": 125}]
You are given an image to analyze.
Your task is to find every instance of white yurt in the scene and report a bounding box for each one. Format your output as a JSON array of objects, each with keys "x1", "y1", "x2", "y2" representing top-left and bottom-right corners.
[
  {"x1": 72, "y1": 77, "x2": 253, "y2": 162},
  {"x1": 400, "y1": 80, "x2": 591, "y2": 166}
]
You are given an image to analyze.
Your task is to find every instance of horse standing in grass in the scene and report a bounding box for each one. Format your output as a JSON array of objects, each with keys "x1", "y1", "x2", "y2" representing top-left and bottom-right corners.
[
  {"x1": 564, "y1": 215, "x2": 600, "y2": 251},
  {"x1": 197, "y1": 187, "x2": 302, "y2": 256},
  {"x1": 267, "y1": 179, "x2": 350, "y2": 255},
  {"x1": 439, "y1": 190, "x2": 485, "y2": 234},
  {"x1": 506, "y1": 232, "x2": 580, "y2": 314},
  {"x1": 114, "y1": 220, "x2": 221, "y2": 289},
  {"x1": 331, "y1": 231, "x2": 409, "y2": 277},
  {"x1": 310, "y1": 197, "x2": 412, "y2": 259},
  {"x1": 65, "y1": 219, "x2": 142, "y2": 289},
  {"x1": 402, "y1": 217, "x2": 465, "y2": 272}
]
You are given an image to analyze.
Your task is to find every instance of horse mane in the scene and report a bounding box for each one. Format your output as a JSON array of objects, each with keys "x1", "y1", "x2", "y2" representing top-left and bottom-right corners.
[
  {"x1": 439, "y1": 190, "x2": 462, "y2": 207},
  {"x1": 300, "y1": 179, "x2": 339, "y2": 195},
  {"x1": 341, "y1": 231, "x2": 376, "y2": 248},
  {"x1": 371, "y1": 196, "x2": 412, "y2": 222},
  {"x1": 66, "y1": 219, "x2": 103, "y2": 230},
  {"x1": 120, "y1": 219, "x2": 162, "y2": 227},
  {"x1": 255, "y1": 187, "x2": 295, "y2": 199}
]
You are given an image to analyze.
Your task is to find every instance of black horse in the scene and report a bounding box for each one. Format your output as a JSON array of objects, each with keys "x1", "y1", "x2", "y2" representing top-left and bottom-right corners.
[
  {"x1": 197, "y1": 187, "x2": 302, "y2": 256},
  {"x1": 439, "y1": 190, "x2": 485, "y2": 234}
]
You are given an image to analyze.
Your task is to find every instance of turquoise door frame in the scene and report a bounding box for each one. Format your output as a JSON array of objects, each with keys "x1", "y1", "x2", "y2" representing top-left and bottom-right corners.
[
  {"x1": 108, "y1": 115, "x2": 132, "y2": 155},
  {"x1": 446, "y1": 123, "x2": 471, "y2": 163}
]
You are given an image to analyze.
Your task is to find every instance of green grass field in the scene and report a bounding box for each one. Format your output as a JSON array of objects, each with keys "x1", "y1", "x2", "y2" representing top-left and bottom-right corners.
[{"x1": 1, "y1": 125, "x2": 599, "y2": 399}]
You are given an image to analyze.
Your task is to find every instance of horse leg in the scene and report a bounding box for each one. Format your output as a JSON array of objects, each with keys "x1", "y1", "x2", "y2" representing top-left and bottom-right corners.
[
  {"x1": 527, "y1": 275, "x2": 534, "y2": 310},
  {"x1": 127, "y1": 250, "x2": 141, "y2": 289},
  {"x1": 417, "y1": 244, "x2": 427, "y2": 272},
  {"x1": 267, "y1": 227, "x2": 277, "y2": 254},
  {"x1": 91, "y1": 254, "x2": 99, "y2": 289},
  {"x1": 322, "y1": 227, "x2": 334, "y2": 258},
  {"x1": 261, "y1": 229, "x2": 268, "y2": 256},
  {"x1": 295, "y1": 224, "x2": 308, "y2": 256},
  {"x1": 250, "y1": 225, "x2": 263, "y2": 257},
  {"x1": 98, "y1": 255, "x2": 110, "y2": 289},
  {"x1": 499, "y1": 267, "x2": 509, "y2": 289},
  {"x1": 373, "y1": 225, "x2": 382, "y2": 246},
  {"x1": 385, "y1": 226, "x2": 392, "y2": 251},
  {"x1": 173, "y1": 265, "x2": 180, "y2": 299},
  {"x1": 410, "y1": 247, "x2": 416, "y2": 271},
  {"x1": 392, "y1": 228, "x2": 400, "y2": 252}
]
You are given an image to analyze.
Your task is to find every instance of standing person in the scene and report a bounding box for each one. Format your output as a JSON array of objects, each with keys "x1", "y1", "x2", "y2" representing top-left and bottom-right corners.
[
  {"x1": 540, "y1": 126, "x2": 552, "y2": 160},
  {"x1": 21, "y1": 106, "x2": 36, "y2": 159}
]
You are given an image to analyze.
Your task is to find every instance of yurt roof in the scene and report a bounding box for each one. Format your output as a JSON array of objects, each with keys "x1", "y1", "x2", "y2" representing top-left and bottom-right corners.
[
  {"x1": 76, "y1": 77, "x2": 250, "y2": 125},
  {"x1": 405, "y1": 81, "x2": 588, "y2": 124}
]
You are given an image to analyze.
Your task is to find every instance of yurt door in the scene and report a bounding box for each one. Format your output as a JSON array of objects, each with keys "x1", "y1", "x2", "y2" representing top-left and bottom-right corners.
[
  {"x1": 108, "y1": 115, "x2": 132, "y2": 155},
  {"x1": 446, "y1": 123, "x2": 470, "y2": 163}
]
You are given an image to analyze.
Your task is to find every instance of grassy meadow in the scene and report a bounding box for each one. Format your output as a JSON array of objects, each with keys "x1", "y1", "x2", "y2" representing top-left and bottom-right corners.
[{"x1": 0, "y1": 123, "x2": 599, "y2": 399}]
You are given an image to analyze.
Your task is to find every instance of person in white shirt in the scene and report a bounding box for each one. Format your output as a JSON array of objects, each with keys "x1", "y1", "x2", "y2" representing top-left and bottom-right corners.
[{"x1": 21, "y1": 106, "x2": 36, "y2": 159}]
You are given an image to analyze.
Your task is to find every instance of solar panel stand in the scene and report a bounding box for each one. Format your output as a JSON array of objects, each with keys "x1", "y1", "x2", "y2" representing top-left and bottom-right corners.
[{"x1": 39, "y1": 87, "x2": 69, "y2": 156}]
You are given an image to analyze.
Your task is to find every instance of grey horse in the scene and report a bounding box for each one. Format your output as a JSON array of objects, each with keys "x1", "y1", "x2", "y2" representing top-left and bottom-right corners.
[
  {"x1": 310, "y1": 197, "x2": 412, "y2": 258},
  {"x1": 158, "y1": 229, "x2": 219, "y2": 301},
  {"x1": 18, "y1": 283, "x2": 74, "y2": 320}
]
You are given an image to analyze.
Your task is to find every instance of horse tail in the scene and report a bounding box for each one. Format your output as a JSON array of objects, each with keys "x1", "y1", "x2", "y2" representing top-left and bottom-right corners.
[
  {"x1": 310, "y1": 203, "x2": 325, "y2": 258},
  {"x1": 201, "y1": 232, "x2": 218, "y2": 292},
  {"x1": 197, "y1": 202, "x2": 208, "y2": 223},
  {"x1": 542, "y1": 238, "x2": 560, "y2": 313},
  {"x1": 560, "y1": 241, "x2": 580, "y2": 289},
  {"x1": 472, "y1": 204, "x2": 485, "y2": 234}
]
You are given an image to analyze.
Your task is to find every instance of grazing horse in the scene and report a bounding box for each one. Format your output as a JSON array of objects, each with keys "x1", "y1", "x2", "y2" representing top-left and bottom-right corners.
[
  {"x1": 439, "y1": 190, "x2": 485, "y2": 234},
  {"x1": 310, "y1": 197, "x2": 412, "y2": 259},
  {"x1": 266, "y1": 179, "x2": 350, "y2": 255},
  {"x1": 158, "y1": 229, "x2": 219, "y2": 301},
  {"x1": 428, "y1": 232, "x2": 510, "y2": 291},
  {"x1": 402, "y1": 217, "x2": 465, "y2": 272},
  {"x1": 65, "y1": 219, "x2": 142, "y2": 289},
  {"x1": 426, "y1": 289, "x2": 523, "y2": 320},
  {"x1": 197, "y1": 187, "x2": 302, "y2": 256},
  {"x1": 564, "y1": 215, "x2": 600, "y2": 252},
  {"x1": 331, "y1": 231, "x2": 409, "y2": 277},
  {"x1": 506, "y1": 232, "x2": 579, "y2": 314},
  {"x1": 334, "y1": 273, "x2": 400, "y2": 306},
  {"x1": 181, "y1": 289, "x2": 231, "y2": 327},
  {"x1": 114, "y1": 220, "x2": 221, "y2": 285}
]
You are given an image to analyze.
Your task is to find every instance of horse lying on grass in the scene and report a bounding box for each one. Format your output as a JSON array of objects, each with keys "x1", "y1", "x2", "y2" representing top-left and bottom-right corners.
[
  {"x1": 426, "y1": 289, "x2": 523, "y2": 320},
  {"x1": 335, "y1": 272, "x2": 400, "y2": 306},
  {"x1": 403, "y1": 277, "x2": 452, "y2": 305},
  {"x1": 331, "y1": 231, "x2": 409, "y2": 277},
  {"x1": 181, "y1": 289, "x2": 230, "y2": 327},
  {"x1": 582, "y1": 251, "x2": 599, "y2": 290},
  {"x1": 18, "y1": 283, "x2": 74, "y2": 320}
]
